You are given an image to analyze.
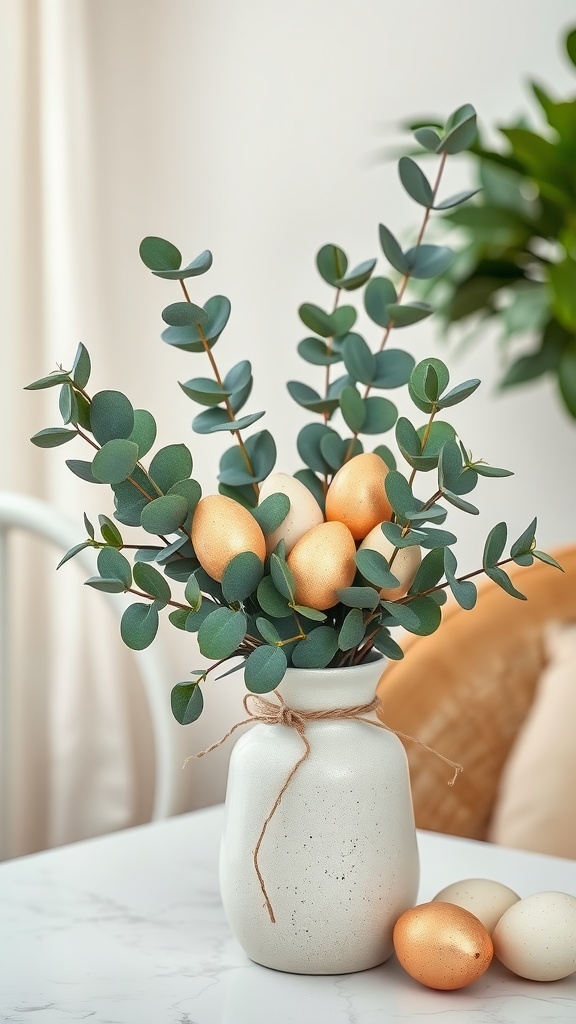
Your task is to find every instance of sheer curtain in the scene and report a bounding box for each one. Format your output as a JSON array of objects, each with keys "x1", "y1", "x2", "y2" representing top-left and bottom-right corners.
[{"x1": 3, "y1": 0, "x2": 575, "y2": 857}]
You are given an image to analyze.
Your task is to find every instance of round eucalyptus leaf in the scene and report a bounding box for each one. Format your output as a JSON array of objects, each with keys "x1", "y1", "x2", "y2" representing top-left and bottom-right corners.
[
  {"x1": 92, "y1": 439, "x2": 139, "y2": 484},
  {"x1": 386, "y1": 302, "x2": 434, "y2": 328},
  {"x1": 287, "y1": 380, "x2": 339, "y2": 416},
  {"x1": 85, "y1": 576, "x2": 126, "y2": 594},
  {"x1": 335, "y1": 586, "x2": 380, "y2": 610},
  {"x1": 331, "y1": 306, "x2": 357, "y2": 337},
  {"x1": 372, "y1": 349, "x2": 415, "y2": 389},
  {"x1": 364, "y1": 277, "x2": 397, "y2": 327},
  {"x1": 342, "y1": 335, "x2": 375, "y2": 385},
  {"x1": 72, "y1": 343, "x2": 91, "y2": 389},
  {"x1": 316, "y1": 243, "x2": 348, "y2": 287},
  {"x1": 335, "y1": 258, "x2": 377, "y2": 291},
  {"x1": 120, "y1": 601, "x2": 159, "y2": 650},
  {"x1": 413, "y1": 126, "x2": 442, "y2": 152},
  {"x1": 298, "y1": 303, "x2": 334, "y2": 338},
  {"x1": 252, "y1": 492, "x2": 290, "y2": 535},
  {"x1": 340, "y1": 385, "x2": 365, "y2": 432},
  {"x1": 355, "y1": 548, "x2": 400, "y2": 590},
  {"x1": 403, "y1": 596, "x2": 442, "y2": 636},
  {"x1": 379, "y1": 225, "x2": 409, "y2": 274},
  {"x1": 65, "y1": 459, "x2": 104, "y2": 484},
  {"x1": 405, "y1": 245, "x2": 454, "y2": 280},
  {"x1": 198, "y1": 607, "x2": 247, "y2": 660},
  {"x1": 385, "y1": 471, "x2": 416, "y2": 521},
  {"x1": 483, "y1": 522, "x2": 508, "y2": 569},
  {"x1": 97, "y1": 548, "x2": 132, "y2": 587},
  {"x1": 256, "y1": 575, "x2": 292, "y2": 618},
  {"x1": 297, "y1": 337, "x2": 341, "y2": 366},
  {"x1": 139, "y1": 236, "x2": 181, "y2": 272},
  {"x1": 171, "y1": 682, "x2": 204, "y2": 724},
  {"x1": 244, "y1": 645, "x2": 287, "y2": 693},
  {"x1": 224, "y1": 360, "x2": 252, "y2": 393},
  {"x1": 140, "y1": 494, "x2": 188, "y2": 535},
  {"x1": 90, "y1": 390, "x2": 135, "y2": 445},
  {"x1": 291, "y1": 626, "x2": 339, "y2": 669},
  {"x1": 160, "y1": 325, "x2": 217, "y2": 354},
  {"x1": 437, "y1": 113, "x2": 477, "y2": 155},
  {"x1": 221, "y1": 551, "x2": 264, "y2": 603},
  {"x1": 338, "y1": 608, "x2": 366, "y2": 652},
  {"x1": 128, "y1": 409, "x2": 157, "y2": 459},
  {"x1": 297, "y1": 423, "x2": 334, "y2": 475},
  {"x1": 372, "y1": 629, "x2": 404, "y2": 660},
  {"x1": 410, "y1": 359, "x2": 450, "y2": 405},
  {"x1": 372, "y1": 444, "x2": 396, "y2": 470},
  {"x1": 149, "y1": 444, "x2": 193, "y2": 492},
  {"x1": 154, "y1": 250, "x2": 213, "y2": 281},
  {"x1": 359, "y1": 396, "x2": 397, "y2": 434},
  {"x1": 98, "y1": 514, "x2": 123, "y2": 548},
  {"x1": 30, "y1": 427, "x2": 78, "y2": 448},
  {"x1": 162, "y1": 301, "x2": 207, "y2": 328},
  {"x1": 398, "y1": 156, "x2": 433, "y2": 207},
  {"x1": 133, "y1": 561, "x2": 171, "y2": 607},
  {"x1": 179, "y1": 377, "x2": 232, "y2": 407}
]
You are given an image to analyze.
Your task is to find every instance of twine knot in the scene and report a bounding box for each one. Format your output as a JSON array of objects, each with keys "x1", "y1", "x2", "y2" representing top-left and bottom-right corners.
[{"x1": 185, "y1": 689, "x2": 462, "y2": 924}]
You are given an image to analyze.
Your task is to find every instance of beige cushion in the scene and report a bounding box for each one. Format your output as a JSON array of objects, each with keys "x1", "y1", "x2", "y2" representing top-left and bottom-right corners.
[{"x1": 488, "y1": 621, "x2": 576, "y2": 859}]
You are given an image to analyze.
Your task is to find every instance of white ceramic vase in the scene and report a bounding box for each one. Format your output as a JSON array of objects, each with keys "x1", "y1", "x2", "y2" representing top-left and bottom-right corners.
[{"x1": 219, "y1": 656, "x2": 420, "y2": 975}]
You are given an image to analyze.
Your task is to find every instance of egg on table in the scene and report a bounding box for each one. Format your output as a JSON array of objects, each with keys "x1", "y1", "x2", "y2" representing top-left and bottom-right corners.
[
  {"x1": 359, "y1": 525, "x2": 421, "y2": 600},
  {"x1": 492, "y1": 891, "x2": 576, "y2": 981},
  {"x1": 258, "y1": 472, "x2": 324, "y2": 554},
  {"x1": 432, "y1": 878, "x2": 520, "y2": 934},
  {"x1": 393, "y1": 901, "x2": 493, "y2": 990},
  {"x1": 191, "y1": 494, "x2": 266, "y2": 582},
  {"x1": 325, "y1": 453, "x2": 392, "y2": 540},
  {"x1": 287, "y1": 521, "x2": 356, "y2": 610}
]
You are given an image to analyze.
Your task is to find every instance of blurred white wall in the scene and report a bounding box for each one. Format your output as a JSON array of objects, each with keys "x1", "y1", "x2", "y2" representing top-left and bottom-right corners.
[{"x1": 3, "y1": 0, "x2": 576, "y2": 847}]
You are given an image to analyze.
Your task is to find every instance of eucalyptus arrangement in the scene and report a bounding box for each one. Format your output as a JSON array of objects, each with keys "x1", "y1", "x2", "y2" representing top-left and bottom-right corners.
[
  {"x1": 27, "y1": 103, "x2": 558, "y2": 729},
  {"x1": 412, "y1": 26, "x2": 576, "y2": 419}
]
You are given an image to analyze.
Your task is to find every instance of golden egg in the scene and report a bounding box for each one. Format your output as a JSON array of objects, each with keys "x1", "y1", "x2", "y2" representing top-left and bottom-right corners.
[
  {"x1": 287, "y1": 521, "x2": 356, "y2": 610},
  {"x1": 325, "y1": 453, "x2": 392, "y2": 540},
  {"x1": 191, "y1": 494, "x2": 266, "y2": 582},
  {"x1": 258, "y1": 472, "x2": 324, "y2": 555},
  {"x1": 393, "y1": 902, "x2": 493, "y2": 990},
  {"x1": 359, "y1": 525, "x2": 421, "y2": 600}
]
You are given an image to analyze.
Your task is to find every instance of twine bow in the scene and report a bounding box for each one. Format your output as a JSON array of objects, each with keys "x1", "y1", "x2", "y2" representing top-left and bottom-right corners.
[{"x1": 185, "y1": 691, "x2": 462, "y2": 924}]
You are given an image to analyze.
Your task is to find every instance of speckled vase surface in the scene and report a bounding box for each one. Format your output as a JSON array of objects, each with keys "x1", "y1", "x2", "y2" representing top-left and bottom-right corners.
[{"x1": 219, "y1": 657, "x2": 420, "y2": 975}]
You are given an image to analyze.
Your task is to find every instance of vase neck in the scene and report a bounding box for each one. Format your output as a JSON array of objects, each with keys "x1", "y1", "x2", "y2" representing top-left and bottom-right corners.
[{"x1": 275, "y1": 657, "x2": 385, "y2": 713}]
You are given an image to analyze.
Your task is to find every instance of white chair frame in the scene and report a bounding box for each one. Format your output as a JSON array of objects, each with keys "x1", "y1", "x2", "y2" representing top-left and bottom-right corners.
[{"x1": 0, "y1": 492, "x2": 180, "y2": 859}]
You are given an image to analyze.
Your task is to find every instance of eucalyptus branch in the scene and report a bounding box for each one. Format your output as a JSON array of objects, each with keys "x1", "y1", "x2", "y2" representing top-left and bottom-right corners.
[
  {"x1": 408, "y1": 406, "x2": 437, "y2": 488},
  {"x1": 343, "y1": 154, "x2": 448, "y2": 464},
  {"x1": 388, "y1": 488, "x2": 442, "y2": 572},
  {"x1": 179, "y1": 279, "x2": 259, "y2": 500},
  {"x1": 398, "y1": 555, "x2": 517, "y2": 604}
]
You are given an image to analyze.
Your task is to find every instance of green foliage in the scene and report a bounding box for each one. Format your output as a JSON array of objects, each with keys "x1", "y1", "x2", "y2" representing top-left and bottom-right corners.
[
  {"x1": 26, "y1": 98, "x2": 556, "y2": 727},
  {"x1": 409, "y1": 27, "x2": 576, "y2": 421}
]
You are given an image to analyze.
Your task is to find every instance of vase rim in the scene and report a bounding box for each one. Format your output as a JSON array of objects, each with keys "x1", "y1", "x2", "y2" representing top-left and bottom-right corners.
[{"x1": 277, "y1": 652, "x2": 385, "y2": 712}]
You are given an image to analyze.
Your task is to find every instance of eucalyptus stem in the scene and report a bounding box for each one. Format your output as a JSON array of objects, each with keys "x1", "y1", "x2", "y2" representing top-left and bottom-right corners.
[
  {"x1": 398, "y1": 555, "x2": 517, "y2": 604},
  {"x1": 343, "y1": 153, "x2": 448, "y2": 464},
  {"x1": 179, "y1": 279, "x2": 259, "y2": 500},
  {"x1": 322, "y1": 287, "x2": 342, "y2": 495}
]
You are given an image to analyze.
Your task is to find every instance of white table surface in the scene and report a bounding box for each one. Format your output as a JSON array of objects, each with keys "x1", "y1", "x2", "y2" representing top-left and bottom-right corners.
[{"x1": 1, "y1": 804, "x2": 575, "y2": 1023}]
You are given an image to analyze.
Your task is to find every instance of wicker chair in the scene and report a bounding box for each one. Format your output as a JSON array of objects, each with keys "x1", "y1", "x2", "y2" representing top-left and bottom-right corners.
[{"x1": 376, "y1": 545, "x2": 576, "y2": 842}]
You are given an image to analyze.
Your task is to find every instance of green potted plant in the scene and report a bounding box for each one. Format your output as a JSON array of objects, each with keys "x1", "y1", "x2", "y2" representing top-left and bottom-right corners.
[
  {"x1": 26, "y1": 103, "x2": 559, "y2": 975},
  {"x1": 410, "y1": 26, "x2": 576, "y2": 420}
]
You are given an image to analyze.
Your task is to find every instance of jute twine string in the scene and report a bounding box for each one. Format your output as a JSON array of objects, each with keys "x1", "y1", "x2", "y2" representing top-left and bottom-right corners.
[{"x1": 185, "y1": 691, "x2": 463, "y2": 924}]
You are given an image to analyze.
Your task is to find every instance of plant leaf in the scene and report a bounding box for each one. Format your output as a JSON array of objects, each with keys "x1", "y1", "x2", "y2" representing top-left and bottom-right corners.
[
  {"x1": 244, "y1": 645, "x2": 287, "y2": 693},
  {"x1": 171, "y1": 682, "x2": 204, "y2": 724}
]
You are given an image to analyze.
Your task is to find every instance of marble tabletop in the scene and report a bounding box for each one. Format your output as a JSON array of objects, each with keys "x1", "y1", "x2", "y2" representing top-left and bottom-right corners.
[{"x1": 1, "y1": 804, "x2": 576, "y2": 1023}]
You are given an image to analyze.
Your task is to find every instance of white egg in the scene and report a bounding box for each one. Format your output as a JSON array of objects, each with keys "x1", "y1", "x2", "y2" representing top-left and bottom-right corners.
[
  {"x1": 358, "y1": 524, "x2": 421, "y2": 600},
  {"x1": 432, "y1": 878, "x2": 520, "y2": 934},
  {"x1": 493, "y1": 891, "x2": 576, "y2": 981},
  {"x1": 258, "y1": 473, "x2": 324, "y2": 555}
]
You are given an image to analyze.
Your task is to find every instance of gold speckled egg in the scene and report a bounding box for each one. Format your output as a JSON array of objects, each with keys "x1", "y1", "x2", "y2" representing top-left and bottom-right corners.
[
  {"x1": 393, "y1": 902, "x2": 493, "y2": 990},
  {"x1": 287, "y1": 521, "x2": 356, "y2": 610},
  {"x1": 359, "y1": 525, "x2": 421, "y2": 600},
  {"x1": 325, "y1": 453, "x2": 392, "y2": 540},
  {"x1": 191, "y1": 494, "x2": 266, "y2": 582}
]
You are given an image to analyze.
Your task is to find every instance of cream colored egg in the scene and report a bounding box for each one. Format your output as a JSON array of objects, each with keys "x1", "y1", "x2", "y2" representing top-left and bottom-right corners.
[
  {"x1": 287, "y1": 521, "x2": 356, "y2": 610},
  {"x1": 433, "y1": 878, "x2": 520, "y2": 934},
  {"x1": 393, "y1": 902, "x2": 493, "y2": 990},
  {"x1": 492, "y1": 891, "x2": 576, "y2": 981},
  {"x1": 325, "y1": 453, "x2": 392, "y2": 540},
  {"x1": 191, "y1": 494, "x2": 266, "y2": 583},
  {"x1": 359, "y1": 525, "x2": 421, "y2": 600},
  {"x1": 258, "y1": 472, "x2": 324, "y2": 555}
]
